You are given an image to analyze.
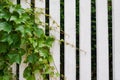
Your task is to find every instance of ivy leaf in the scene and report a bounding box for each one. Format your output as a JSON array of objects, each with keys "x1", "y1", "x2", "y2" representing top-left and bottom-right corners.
[
  {"x1": 0, "y1": 33, "x2": 21, "y2": 47},
  {"x1": 24, "y1": 67, "x2": 35, "y2": 80},
  {"x1": 0, "y1": 11, "x2": 10, "y2": 20},
  {"x1": 9, "y1": 6, "x2": 15, "y2": 13},
  {"x1": 24, "y1": 67, "x2": 31, "y2": 78},
  {"x1": 19, "y1": 48, "x2": 25, "y2": 56},
  {"x1": 28, "y1": 38, "x2": 37, "y2": 48},
  {"x1": 10, "y1": 33, "x2": 21, "y2": 48},
  {"x1": 0, "y1": 33, "x2": 13, "y2": 45},
  {"x1": 27, "y1": 75, "x2": 35, "y2": 80},
  {"x1": 15, "y1": 5, "x2": 25, "y2": 15},
  {"x1": 0, "y1": 42, "x2": 8, "y2": 53},
  {"x1": 48, "y1": 55, "x2": 53, "y2": 63},
  {"x1": 0, "y1": 22, "x2": 12, "y2": 33},
  {"x1": 25, "y1": 27, "x2": 32, "y2": 37},
  {"x1": 28, "y1": 38, "x2": 34, "y2": 44},
  {"x1": 8, "y1": 51, "x2": 22, "y2": 64},
  {"x1": 27, "y1": 54, "x2": 38, "y2": 63},
  {"x1": 10, "y1": 16, "x2": 23, "y2": 24},
  {"x1": 15, "y1": 25, "x2": 25, "y2": 34},
  {"x1": 10, "y1": 15, "x2": 26, "y2": 24},
  {"x1": 20, "y1": 13, "x2": 30, "y2": 22},
  {"x1": 0, "y1": 59, "x2": 5, "y2": 70},
  {"x1": 39, "y1": 47, "x2": 49, "y2": 57},
  {"x1": 10, "y1": 15, "x2": 17, "y2": 21},
  {"x1": 34, "y1": 28, "x2": 44, "y2": 38},
  {"x1": 45, "y1": 37, "x2": 54, "y2": 47}
]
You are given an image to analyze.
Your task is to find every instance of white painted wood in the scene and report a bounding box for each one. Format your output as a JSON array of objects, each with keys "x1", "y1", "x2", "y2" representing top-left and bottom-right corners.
[
  {"x1": 65, "y1": 0, "x2": 76, "y2": 80},
  {"x1": 20, "y1": 0, "x2": 30, "y2": 80},
  {"x1": 112, "y1": 0, "x2": 120, "y2": 80},
  {"x1": 19, "y1": 55, "x2": 28, "y2": 80},
  {"x1": 49, "y1": 0, "x2": 60, "y2": 80},
  {"x1": 11, "y1": 63, "x2": 17, "y2": 80},
  {"x1": 96, "y1": 0, "x2": 109, "y2": 80},
  {"x1": 20, "y1": 0, "x2": 31, "y2": 9},
  {"x1": 34, "y1": 72, "x2": 43, "y2": 80},
  {"x1": 79, "y1": 0, "x2": 91, "y2": 80},
  {"x1": 35, "y1": 0, "x2": 45, "y2": 31}
]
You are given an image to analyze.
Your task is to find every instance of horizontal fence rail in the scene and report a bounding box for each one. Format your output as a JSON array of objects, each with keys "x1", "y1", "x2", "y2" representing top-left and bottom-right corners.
[{"x1": 9, "y1": 0, "x2": 120, "y2": 80}]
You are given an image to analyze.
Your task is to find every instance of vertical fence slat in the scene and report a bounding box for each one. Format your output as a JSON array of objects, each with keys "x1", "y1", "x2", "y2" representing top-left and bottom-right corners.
[
  {"x1": 50, "y1": 0, "x2": 60, "y2": 80},
  {"x1": 112, "y1": 0, "x2": 120, "y2": 80},
  {"x1": 35, "y1": 0, "x2": 45, "y2": 80},
  {"x1": 65, "y1": 0, "x2": 76, "y2": 80},
  {"x1": 35, "y1": 0, "x2": 45, "y2": 31},
  {"x1": 20, "y1": 0, "x2": 31, "y2": 9},
  {"x1": 96, "y1": 0, "x2": 109, "y2": 80},
  {"x1": 11, "y1": 63, "x2": 16, "y2": 80},
  {"x1": 79, "y1": 0, "x2": 91, "y2": 80},
  {"x1": 19, "y1": 0, "x2": 30, "y2": 80}
]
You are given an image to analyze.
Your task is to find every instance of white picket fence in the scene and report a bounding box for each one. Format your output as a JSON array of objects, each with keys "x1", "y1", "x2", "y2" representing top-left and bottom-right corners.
[{"x1": 10, "y1": 0, "x2": 120, "y2": 80}]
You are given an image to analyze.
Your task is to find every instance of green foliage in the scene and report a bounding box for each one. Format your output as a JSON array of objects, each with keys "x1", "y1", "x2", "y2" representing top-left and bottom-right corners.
[{"x1": 0, "y1": 0, "x2": 55, "y2": 79}]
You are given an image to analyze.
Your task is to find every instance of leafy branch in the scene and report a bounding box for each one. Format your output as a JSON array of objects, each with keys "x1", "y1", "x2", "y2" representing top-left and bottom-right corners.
[{"x1": 0, "y1": 0, "x2": 57, "y2": 80}]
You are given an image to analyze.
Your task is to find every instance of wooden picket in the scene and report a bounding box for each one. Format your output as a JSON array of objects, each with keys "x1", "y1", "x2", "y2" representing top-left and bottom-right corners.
[
  {"x1": 79, "y1": 0, "x2": 91, "y2": 80},
  {"x1": 96, "y1": 0, "x2": 109, "y2": 80},
  {"x1": 64, "y1": 0, "x2": 76, "y2": 80},
  {"x1": 9, "y1": 0, "x2": 120, "y2": 80},
  {"x1": 49, "y1": 0, "x2": 60, "y2": 80},
  {"x1": 112, "y1": 0, "x2": 120, "y2": 80},
  {"x1": 35, "y1": 0, "x2": 45, "y2": 31}
]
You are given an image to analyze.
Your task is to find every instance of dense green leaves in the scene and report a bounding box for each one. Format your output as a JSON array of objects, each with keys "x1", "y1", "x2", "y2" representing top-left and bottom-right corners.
[
  {"x1": 0, "y1": 42, "x2": 8, "y2": 53},
  {"x1": 0, "y1": 22, "x2": 12, "y2": 33},
  {"x1": 0, "y1": 0, "x2": 55, "y2": 80},
  {"x1": 0, "y1": 11, "x2": 10, "y2": 20},
  {"x1": 27, "y1": 54, "x2": 38, "y2": 63},
  {"x1": 23, "y1": 67, "x2": 35, "y2": 80},
  {"x1": 7, "y1": 48, "x2": 25, "y2": 64},
  {"x1": 33, "y1": 28, "x2": 44, "y2": 38}
]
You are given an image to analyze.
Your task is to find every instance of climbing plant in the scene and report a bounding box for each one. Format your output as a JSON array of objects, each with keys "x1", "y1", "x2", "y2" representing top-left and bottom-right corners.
[{"x1": 0, "y1": 0, "x2": 56, "y2": 80}]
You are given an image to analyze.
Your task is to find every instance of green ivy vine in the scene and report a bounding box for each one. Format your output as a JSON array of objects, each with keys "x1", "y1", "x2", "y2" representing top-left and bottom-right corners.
[{"x1": 0, "y1": 0, "x2": 56, "y2": 80}]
